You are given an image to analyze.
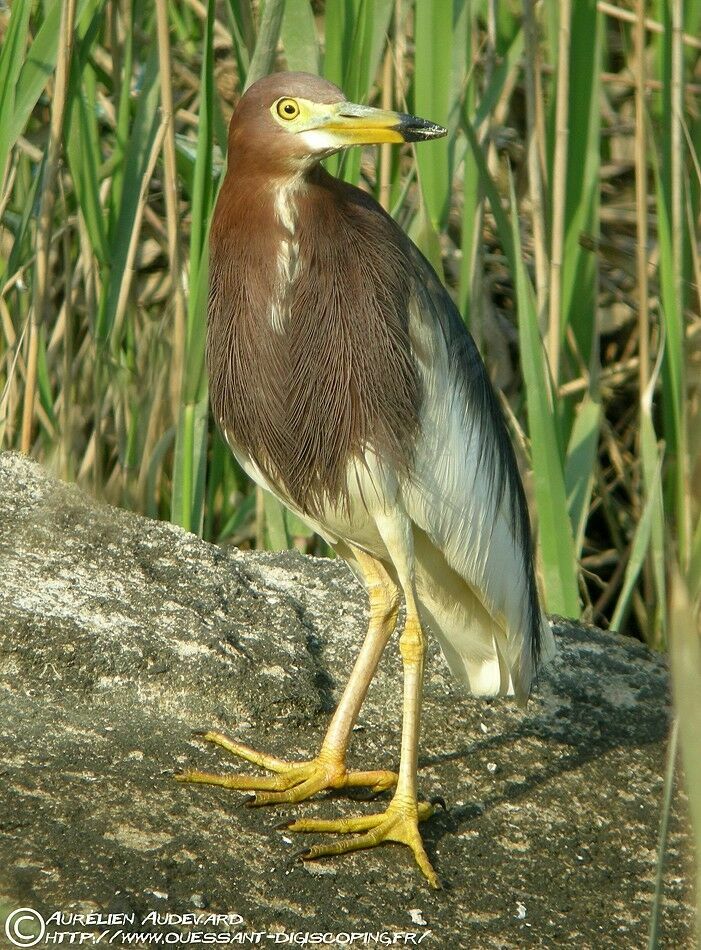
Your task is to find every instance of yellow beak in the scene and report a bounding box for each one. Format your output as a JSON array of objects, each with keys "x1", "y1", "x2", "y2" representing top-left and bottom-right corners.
[{"x1": 319, "y1": 102, "x2": 447, "y2": 146}]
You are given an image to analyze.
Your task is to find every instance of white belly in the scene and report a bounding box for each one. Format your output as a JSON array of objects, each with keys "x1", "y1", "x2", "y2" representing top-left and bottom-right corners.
[{"x1": 224, "y1": 432, "x2": 393, "y2": 559}]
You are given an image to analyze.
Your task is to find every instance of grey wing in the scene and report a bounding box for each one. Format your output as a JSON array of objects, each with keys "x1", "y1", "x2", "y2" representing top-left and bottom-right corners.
[{"x1": 400, "y1": 251, "x2": 555, "y2": 703}]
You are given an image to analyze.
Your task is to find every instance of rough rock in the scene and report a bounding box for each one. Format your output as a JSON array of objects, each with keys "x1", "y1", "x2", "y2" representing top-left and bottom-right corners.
[{"x1": 0, "y1": 452, "x2": 694, "y2": 949}]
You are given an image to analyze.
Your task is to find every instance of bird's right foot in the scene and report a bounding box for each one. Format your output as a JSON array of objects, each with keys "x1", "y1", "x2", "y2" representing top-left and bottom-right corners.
[
  {"x1": 175, "y1": 730, "x2": 397, "y2": 805},
  {"x1": 286, "y1": 797, "x2": 440, "y2": 888}
]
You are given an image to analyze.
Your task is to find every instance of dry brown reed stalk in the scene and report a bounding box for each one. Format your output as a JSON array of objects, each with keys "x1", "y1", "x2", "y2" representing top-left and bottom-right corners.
[
  {"x1": 597, "y1": 0, "x2": 701, "y2": 51},
  {"x1": 599, "y1": 71, "x2": 701, "y2": 95},
  {"x1": 111, "y1": 121, "x2": 168, "y2": 346},
  {"x1": 20, "y1": 0, "x2": 77, "y2": 454}
]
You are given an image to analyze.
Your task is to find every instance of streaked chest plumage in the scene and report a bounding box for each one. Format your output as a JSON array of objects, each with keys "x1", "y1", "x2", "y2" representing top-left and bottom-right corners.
[{"x1": 206, "y1": 167, "x2": 422, "y2": 518}]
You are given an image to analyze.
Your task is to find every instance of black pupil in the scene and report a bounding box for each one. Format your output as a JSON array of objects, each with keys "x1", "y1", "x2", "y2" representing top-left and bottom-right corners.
[{"x1": 284, "y1": 104, "x2": 295, "y2": 114}]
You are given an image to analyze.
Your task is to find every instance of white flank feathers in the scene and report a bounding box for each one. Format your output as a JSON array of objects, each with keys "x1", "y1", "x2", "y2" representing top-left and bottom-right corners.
[{"x1": 400, "y1": 300, "x2": 556, "y2": 702}]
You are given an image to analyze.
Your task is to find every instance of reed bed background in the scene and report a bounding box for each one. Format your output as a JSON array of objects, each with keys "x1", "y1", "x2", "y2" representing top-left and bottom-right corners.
[{"x1": 0, "y1": 0, "x2": 700, "y2": 939}]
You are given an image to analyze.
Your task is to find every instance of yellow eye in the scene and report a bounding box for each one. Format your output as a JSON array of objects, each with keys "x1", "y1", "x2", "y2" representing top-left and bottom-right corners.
[{"x1": 276, "y1": 98, "x2": 300, "y2": 121}]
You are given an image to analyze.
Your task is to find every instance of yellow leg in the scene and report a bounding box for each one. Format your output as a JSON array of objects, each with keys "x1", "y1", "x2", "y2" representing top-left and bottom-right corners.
[
  {"x1": 176, "y1": 547, "x2": 399, "y2": 804},
  {"x1": 288, "y1": 608, "x2": 439, "y2": 888},
  {"x1": 287, "y1": 521, "x2": 440, "y2": 888}
]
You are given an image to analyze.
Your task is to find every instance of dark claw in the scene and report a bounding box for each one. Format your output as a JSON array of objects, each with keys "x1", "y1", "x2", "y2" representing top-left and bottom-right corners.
[
  {"x1": 275, "y1": 819, "x2": 294, "y2": 831},
  {"x1": 430, "y1": 795, "x2": 447, "y2": 811},
  {"x1": 190, "y1": 729, "x2": 211, "y2": 738},
  {"x1": 243, "y1": 794, "x2": 257, "y2": 807},
  {"x1": 292, "y1": 848, "x2": 312, "y2": 863},
  {"x1": 172, "y1": 768, "x2": 186, "y2": 777}
]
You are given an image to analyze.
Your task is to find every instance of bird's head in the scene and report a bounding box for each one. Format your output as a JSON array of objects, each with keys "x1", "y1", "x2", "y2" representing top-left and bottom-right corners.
[{"x1": 226, "y1": 71, "x2": 447, "y2": 175}]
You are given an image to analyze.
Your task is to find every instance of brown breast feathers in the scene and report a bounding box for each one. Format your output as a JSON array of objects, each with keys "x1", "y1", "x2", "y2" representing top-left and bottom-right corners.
[{"x1": 207, "y1": 166, "x2": 422, "y2": 517}]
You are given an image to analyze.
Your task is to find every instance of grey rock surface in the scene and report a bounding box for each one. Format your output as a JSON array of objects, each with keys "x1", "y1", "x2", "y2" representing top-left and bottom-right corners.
[{"x1": 0, "y1": 452, "x2": 694, "y2": 949}]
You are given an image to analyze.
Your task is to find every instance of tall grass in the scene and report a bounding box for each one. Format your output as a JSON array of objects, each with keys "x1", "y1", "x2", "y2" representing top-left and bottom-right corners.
[
  {"x1": 1, "y1": 3, "x2": 698, "y2": 611},
  {"x1": 1, "y1": 0, "x2": 699, "y2": 626},
  {"x1": 0, "y1": 0, "x2": 699, "y2": 929}
]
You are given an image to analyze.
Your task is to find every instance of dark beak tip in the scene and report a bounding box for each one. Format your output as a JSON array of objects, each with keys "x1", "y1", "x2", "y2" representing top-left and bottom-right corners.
[{"x1": 399, "y1": 116, "x2": 448, "y2": 143}]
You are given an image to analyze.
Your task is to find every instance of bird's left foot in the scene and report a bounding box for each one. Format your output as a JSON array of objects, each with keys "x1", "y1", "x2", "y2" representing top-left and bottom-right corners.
[
  {"x1": 284, "y1": 797, "x2": 440, "y2": 888},
  {"x1": 175, "y1": 730, "x2": 397, "y2": 804}
]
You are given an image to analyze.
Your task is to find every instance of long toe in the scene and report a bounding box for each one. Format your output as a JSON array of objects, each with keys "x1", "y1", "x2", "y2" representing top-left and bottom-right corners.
[
  {"x1": 174, "y1": 767, "x2": 303, "y2": 792},
  {"x1": 196, "y1": 731, "x2": 290, "y2": 772},
  {"x1": 287, "y1": 802, "x2": 440, "y2": 888},
  {"x1": 176, "y1": 733, "x2": 397, "y2": 806}
]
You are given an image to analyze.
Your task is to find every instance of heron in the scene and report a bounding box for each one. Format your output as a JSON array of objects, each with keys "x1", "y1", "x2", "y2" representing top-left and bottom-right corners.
[{"x1": 177, "y1": 71, "x2": 556, "y2": 888}]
